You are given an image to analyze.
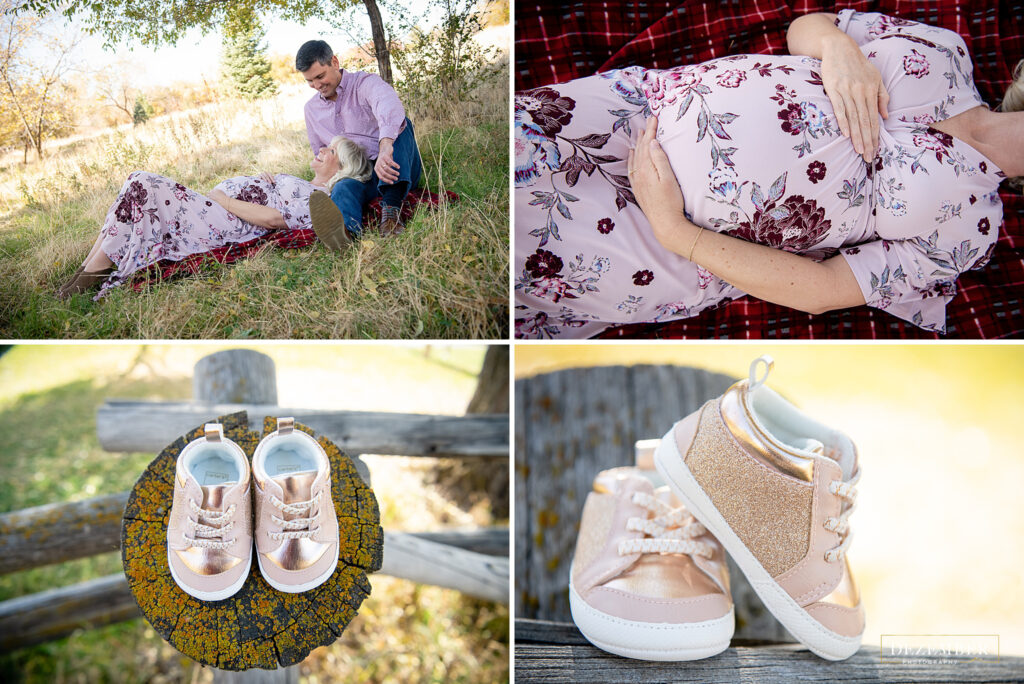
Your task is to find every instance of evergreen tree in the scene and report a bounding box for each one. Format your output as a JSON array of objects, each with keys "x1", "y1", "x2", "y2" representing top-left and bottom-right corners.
[
  {"x1": 221, "y1": 19, "x2": 279, "y2": 101},
  {"x1": 132, "y1": 94, "x2": 153, "y2": 125}
]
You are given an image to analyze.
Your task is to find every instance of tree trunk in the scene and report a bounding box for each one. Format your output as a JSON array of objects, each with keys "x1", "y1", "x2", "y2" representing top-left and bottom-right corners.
[
  {"x1": 467, "y1": 346, "x2": 509, "y2": 414},
  {"x1": 426, "y1": 346, "x2": 510, "y2": 520},
  {"x1": 362, "y1": 0, "x2": 393, "y2": 84}
]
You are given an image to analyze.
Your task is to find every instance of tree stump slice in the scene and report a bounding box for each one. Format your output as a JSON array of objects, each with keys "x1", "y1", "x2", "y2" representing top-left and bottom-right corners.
[{"x1": 121, "y1": 411, "x2": 383, "y2": 671}]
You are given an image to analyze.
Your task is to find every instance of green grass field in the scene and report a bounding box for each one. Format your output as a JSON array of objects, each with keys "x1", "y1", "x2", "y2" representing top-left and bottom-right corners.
[
  {"x1": 0, "y1": 345, "x2": 509, "y2": 682},
  {"x1": 0, "y1": 77, "x2": 508, "y2": 340}
]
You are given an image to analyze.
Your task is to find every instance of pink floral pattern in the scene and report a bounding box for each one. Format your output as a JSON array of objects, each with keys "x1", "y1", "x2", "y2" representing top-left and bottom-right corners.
[
  {"x1": 96, "y1": 171, "x2": 315, "y2": 300},
  {"x1": 902, "y1": 49, "x2": 930, "y2": 78},
  {"x1": 717, "y1": 70, "x2": 747, "y2": 88}
]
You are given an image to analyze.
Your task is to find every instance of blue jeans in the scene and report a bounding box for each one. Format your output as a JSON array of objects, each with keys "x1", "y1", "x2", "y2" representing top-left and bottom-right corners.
[{"x1": 330, "y1": 117, "x2": 422, "y2": 234}]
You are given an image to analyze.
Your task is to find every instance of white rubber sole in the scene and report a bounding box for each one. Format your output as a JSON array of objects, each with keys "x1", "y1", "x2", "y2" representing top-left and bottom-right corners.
[
  {"x1": 168, "y1": 549, "x2": 252, "y2": 602},
  {"x1": 654, "y1": 427, "x2": 862, "y2": 661},
  {"x1": 256, "y1": 542, "x2": 340, "y2": 594},
  {"x1": 568, "y1": 580, "x2": 734, "y2": 661}
]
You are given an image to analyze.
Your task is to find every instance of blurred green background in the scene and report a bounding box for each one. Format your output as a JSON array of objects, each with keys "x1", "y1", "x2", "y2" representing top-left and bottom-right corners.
[
  {"x1": 516, "y1": 344, "x2": 1024, "y2": 656},
  {"x1": 0, "y1": 343, "x2": 509, "y2": 683}
]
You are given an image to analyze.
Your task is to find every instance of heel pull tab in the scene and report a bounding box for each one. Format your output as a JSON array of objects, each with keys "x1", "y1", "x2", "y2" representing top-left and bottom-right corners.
[
  {"x1": 277, "y1": 417, "x2": 294, "y2": 435},
  {"x1": 204, "y1": 423, "x2": 223, "y2": 442},
  {"x1": 748, "y1": 355, "x2": 774, "y2": 389}
]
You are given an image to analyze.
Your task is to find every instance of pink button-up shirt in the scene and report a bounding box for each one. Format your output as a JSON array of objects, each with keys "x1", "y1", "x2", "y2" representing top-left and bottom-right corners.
[{"x1": 304, "y1": 70, "x2": 407, "y2": 160}]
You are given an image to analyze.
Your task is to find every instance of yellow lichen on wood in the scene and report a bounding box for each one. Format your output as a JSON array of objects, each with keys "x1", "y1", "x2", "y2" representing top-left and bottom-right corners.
[{"x1": 121, "y1": 412, "x2": 383, "y2": 671}]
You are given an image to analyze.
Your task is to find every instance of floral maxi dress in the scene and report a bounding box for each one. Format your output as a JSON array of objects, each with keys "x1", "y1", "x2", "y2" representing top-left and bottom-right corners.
[
  {"x1": 95, "y1": 171, "x2": 318, "y2": 299},
  {"x1": 514, "y1": 10, "x2": 1005, "y2": 338}
]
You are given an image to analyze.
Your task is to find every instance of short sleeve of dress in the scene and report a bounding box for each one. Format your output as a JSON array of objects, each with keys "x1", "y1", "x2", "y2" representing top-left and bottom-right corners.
[
  {"x1": 840, "y1": 191, "x2": 1002, "y2": 332},
  {"x1": 836, "y1": 10, "x2": 931, "y2": 47},
  {"x1": 836, "y1": 9, "x2": 984, "y2": 136}
]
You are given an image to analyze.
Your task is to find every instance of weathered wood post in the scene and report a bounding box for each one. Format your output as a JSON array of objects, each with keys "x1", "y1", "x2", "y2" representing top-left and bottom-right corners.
[{"x1": 193, "y1": 349, "x2": 278, "y2": 405}]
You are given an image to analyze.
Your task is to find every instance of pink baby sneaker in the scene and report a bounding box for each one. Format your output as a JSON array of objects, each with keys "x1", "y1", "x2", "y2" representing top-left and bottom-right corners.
[
  {"x1": 252, "y1": 417, "x2": 340, "y2": 593},
  {"x1": 167, "y1": 424, "x2": 253, "y2": 601},
  {"x1": 569, "y1": 466, "x2": 734, "y2": 661},
  {"x1": 655, "y1": 356, "x2": 864, "y2": 660}
]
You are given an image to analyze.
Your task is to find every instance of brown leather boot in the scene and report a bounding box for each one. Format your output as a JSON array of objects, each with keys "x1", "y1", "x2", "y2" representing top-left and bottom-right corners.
[
  {"x1": 57, "y1": 266, "x2": 113, "y2": 299},
  {"x1": 379, "y1": 217, "x2": 404, "y2": 236}
]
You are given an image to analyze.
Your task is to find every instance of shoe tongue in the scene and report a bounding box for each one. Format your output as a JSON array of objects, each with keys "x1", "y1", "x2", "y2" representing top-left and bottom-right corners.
[
  {"x1": 594, "y1": 467, "x2": 654, "y2": 497},
  {"x1": 272, "y1": 470, "x2": 317, "y2": 504},
  {"x1": 201, "y1": 482, "x2": 237, "y2": 511},
  {"x1": 653, "y1": 485, "x2": 680, "y2": 508},
  {"x1": 793, "y1": 437, "x2": 825, "y2": 455}
]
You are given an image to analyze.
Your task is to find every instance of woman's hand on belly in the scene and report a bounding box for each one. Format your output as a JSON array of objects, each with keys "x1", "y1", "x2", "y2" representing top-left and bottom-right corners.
[
  {"x1": 630, "y1": 116, "x2": 867, "y2": 315},
  {"x1": 787, "y1": 12, "x2": 889, "y2": 162},
  {"x1": 627, "y1": 117, "x2": 691, "y2": 254}
]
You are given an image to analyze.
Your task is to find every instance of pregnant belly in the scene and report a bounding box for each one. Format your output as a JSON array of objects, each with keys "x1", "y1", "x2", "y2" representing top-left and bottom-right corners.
[{"x1": 642, "y1": 55, "x2": 875, "y2": 253}]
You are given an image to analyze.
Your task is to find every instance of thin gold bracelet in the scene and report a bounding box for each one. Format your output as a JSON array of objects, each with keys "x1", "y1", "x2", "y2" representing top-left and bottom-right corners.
[{"x1": 687, "y1": 227, "x2": 704, "y2": 262}]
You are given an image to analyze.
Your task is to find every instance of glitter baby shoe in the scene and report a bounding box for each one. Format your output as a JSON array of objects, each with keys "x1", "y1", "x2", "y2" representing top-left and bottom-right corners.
[
  {"x1": 569, "y1": 466, "x2": 734, "y2": 661},
  {"x1": 252, "y1": 418, "x2": 340, "y2": 593},
  {"x1": 167, "y1": 424, "x2": 253, "y2": 601},
  {"x1": 655, "y1": 356, "x2": 864, "y2": 661}
]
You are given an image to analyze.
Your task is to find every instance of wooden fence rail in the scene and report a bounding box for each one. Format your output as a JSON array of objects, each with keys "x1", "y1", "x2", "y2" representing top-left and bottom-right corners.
[
  {"x1": 0, "y1": 493, "x2": 508, "y2": 576},
  {"x1": 0, "y1": 526, "x2": 510, "y2": 653},
  {"x1": 98, "y1": 402, "x2": 508, "y2": 458}
]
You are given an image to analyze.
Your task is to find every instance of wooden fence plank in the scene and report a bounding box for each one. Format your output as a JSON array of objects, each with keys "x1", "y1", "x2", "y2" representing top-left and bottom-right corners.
[
  {"x1": 514, "y1": 619, "x2": 1024, "y2": 683},
  {"x1": 410, "y1": 527, "x2": 508, "y2": 556},
  {"x1": 0, "y1": 527, "x2": 511, "y2": 653},
  {"x1": 0, "y1": 493, "x2": 128, "y2": 576},
  {"x1": 0, "y1": 574, "x2": 138, "y2": 651},
  {"x1": 0, "y1": 486, "x2": 507, "y2": 576},
  {"x1": 97, "y1": 402, "x2": 508, "y2": 458},
  {"x1": 380, "y1": 532, "x2": 508, "y2": 604}
]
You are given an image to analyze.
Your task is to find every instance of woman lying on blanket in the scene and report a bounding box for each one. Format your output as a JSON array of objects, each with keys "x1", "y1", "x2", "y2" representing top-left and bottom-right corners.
[
  {"x1": 57, "y1": 135, "x2": 373, "y2": 300},
  {"x1": 514, "y1": 10, "x2": 1024, "y2": 338}
]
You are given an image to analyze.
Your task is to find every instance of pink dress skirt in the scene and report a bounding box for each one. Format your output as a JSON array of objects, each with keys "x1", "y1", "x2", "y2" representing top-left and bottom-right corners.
[{"x1": 96, "y1": 172, "x2": 317, "y2": 299}]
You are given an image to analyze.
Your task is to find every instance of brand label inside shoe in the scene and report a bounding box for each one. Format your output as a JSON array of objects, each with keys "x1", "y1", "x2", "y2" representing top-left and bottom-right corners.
[
  {"x1": 201, "y1": 470, "x2": 229, "y2": 485},
  {"x1": 277, "y1": 465, "x2": 303, "y2": 474}
]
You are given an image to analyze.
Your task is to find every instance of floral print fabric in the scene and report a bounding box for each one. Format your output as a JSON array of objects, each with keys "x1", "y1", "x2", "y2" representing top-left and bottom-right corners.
[
  {"x1": 514, "y1": 10, "x2": 1004, "y2": 338},
  {"x1": 96, "y1": 172, "x2": 317, "y2": 299}
]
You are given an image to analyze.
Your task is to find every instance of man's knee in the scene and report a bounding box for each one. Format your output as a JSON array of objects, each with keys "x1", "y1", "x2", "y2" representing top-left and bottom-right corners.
[{"x1": 330, "y1": 178, "x2": 365, "y2": 202}]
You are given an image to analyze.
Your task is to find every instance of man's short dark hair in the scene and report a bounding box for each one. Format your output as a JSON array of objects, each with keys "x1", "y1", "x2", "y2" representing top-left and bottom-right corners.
[{"x1": 296, "y1": 40, "x2": 334, "y2": 72}]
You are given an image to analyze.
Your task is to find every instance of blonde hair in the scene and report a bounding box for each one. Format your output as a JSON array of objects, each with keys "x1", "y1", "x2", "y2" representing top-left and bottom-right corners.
[
  {"x1": 326, "y1": 135, "x2": 373, "y2": 190},
  {"x1": 999, "y1": 59, "x2": 1023, "y2": 192}
]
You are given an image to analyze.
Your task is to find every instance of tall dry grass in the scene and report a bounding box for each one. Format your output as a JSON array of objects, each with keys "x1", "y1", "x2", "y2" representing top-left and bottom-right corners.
[{"x1": 0, "y1": 71, "x2": 508, "y2": 339}]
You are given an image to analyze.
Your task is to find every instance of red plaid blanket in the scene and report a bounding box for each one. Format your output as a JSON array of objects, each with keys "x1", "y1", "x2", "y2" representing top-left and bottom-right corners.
[
  {"x1": 517, "y1": 0, "x2": 1024, "y2": 338},
  {"x1": 128, "y1": 188, "x2": 459, "y2": 293}
]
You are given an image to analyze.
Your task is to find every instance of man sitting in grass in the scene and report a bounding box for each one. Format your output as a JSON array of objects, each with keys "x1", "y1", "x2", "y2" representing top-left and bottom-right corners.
[{"x1": 297, "y1": 40, "x2": 422, "y2": 248}]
